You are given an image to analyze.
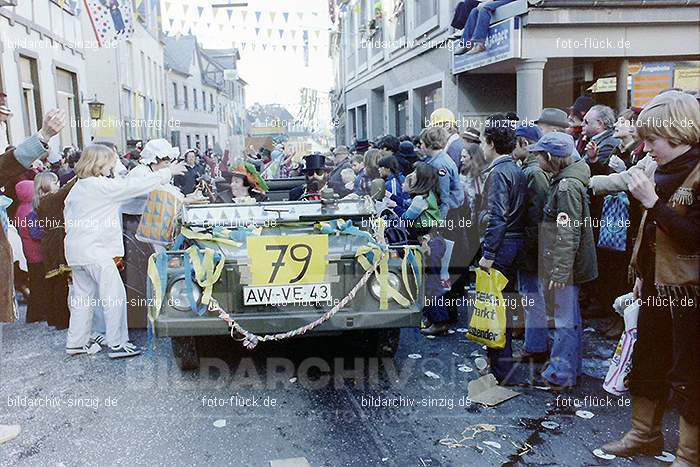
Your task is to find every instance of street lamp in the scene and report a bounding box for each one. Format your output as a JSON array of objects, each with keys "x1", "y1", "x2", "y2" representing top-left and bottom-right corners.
[{"x1": 82, "y1": 94, "x2": 105, "y2": 120}]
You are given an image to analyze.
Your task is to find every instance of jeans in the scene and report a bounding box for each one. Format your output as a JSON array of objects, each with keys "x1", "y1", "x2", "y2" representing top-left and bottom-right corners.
[
  {"x1": 462, "y1": 0, "x2": 514, "y2": 44},
  {"x1": 485, "y1": 236, "x2": 523, "y2": 384},
  {"x1": 518, "y1": 270, "x2": 548, "y2": 353},
  {"x1": 541, "y1": 284, "x2": 582, "y2": 387},
  {"x1": 451, "y1": 0, "x2": 479, "y2": 29}
]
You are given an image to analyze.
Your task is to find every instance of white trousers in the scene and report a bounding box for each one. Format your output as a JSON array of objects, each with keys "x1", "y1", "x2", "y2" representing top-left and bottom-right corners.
[{"x1": 66, "y1": 262, "x2": 129, "y2": 348}]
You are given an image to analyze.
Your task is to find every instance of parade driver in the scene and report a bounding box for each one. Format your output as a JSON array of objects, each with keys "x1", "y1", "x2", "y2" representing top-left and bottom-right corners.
[{"x1": 289, "y1": 153, "x2": 331, "y2": 201}]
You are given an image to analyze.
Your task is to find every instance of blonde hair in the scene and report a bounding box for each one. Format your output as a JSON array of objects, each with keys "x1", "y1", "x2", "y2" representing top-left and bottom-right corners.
[
  {"x1": 636, "y1": 91, "x2": 700, "y2": 146},
  {"x1": 75, "y1": 144, "x2": 116, "y2": 179},
  {"x1": 33, "y1": 171, "x2": 58, "y2": 210},
  {"x1": 363, "y1": 149, "x2": 382, "y2": 179}
]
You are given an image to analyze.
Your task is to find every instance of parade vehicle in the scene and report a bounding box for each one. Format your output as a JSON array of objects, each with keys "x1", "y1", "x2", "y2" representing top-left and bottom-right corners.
[
  {"x1": 123, "y1": 176, "x2": 306, "y2": 327},
  {"x1": 146, "y1": 196, "x2": 424, "y2": 370}
]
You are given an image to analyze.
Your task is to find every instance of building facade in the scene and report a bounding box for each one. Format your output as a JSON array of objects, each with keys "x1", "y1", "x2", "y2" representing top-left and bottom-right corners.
[
  {"x1": 164, "y1": 36, "x2": 246, "y2": 156},
  {"x1": 331, "y1": 0, "x2": 700, "y2": 145},
  {"x1": 0, "y1": 0, "x2": 90, "y2": 154},
  {"x1": 79, "y1": 0, "x2": 168, "y2": 151}
]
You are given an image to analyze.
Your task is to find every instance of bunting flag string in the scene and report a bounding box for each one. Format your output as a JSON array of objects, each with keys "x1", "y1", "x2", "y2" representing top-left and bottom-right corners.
[{"x1": 161, "y1": 3, "x2": 332, "y2": 58}]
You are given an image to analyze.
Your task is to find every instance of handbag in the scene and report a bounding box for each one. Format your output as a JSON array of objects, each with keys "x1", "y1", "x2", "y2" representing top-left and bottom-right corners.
[
  {"x1": 598, "y1": 192, "x2": 629, "y2": 251},
  {"x1": 136, "y1": 189, "x2": 182, "y2": 245},
  {"x1": 467, "y1": 268, "x2": 508, "y2": 349}
]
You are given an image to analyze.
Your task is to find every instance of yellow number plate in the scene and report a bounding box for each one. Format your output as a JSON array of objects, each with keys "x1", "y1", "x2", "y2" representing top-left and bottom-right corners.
[{"x1": 247, "y1": 235, "x2": 329, "y2": 286}]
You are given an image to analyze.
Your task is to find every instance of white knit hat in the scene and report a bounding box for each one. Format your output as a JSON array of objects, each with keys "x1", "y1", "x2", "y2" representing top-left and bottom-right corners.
[{"x1": 140, "y1": 139, "x2": 179, "y2": 165}]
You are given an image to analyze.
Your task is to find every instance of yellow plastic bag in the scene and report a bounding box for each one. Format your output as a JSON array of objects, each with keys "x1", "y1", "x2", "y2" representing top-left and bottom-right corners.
[{"x1": 467, "y1": 268, "x2": 508, "y2": 349}]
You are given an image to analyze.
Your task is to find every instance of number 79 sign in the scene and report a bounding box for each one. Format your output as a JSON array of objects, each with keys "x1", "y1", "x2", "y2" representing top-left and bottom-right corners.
[{"x1": 247, "y1": 235, "x2": 329, "y2": 286}]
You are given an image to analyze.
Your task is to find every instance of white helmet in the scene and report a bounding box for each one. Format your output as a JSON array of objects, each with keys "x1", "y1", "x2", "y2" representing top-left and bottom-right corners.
[{"x1": 139, "y1": 139, "x2": 179, "y2": 165}]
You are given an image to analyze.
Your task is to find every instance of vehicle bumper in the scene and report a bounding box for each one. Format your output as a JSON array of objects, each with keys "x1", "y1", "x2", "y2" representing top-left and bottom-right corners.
[{"x1": 153, "y1": 307, "x2": 422, "y2": 337}]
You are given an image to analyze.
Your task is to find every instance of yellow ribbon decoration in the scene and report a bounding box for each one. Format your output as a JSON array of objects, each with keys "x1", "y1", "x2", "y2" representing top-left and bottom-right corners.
[
  {"x1": 180, "y1": 227, "x2": 242, "y2": 247},
  {"x1": 185, "y1": 246, "x2": 226, "y2": 305},
  {"x1": 355, "y1": 246, "x2": 411, "y2": 309}
]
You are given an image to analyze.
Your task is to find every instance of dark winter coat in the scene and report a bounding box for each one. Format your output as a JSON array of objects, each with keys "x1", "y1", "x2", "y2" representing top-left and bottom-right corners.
[{"x1": 540, "y1": 159, "x2": 598, "y2": 284}]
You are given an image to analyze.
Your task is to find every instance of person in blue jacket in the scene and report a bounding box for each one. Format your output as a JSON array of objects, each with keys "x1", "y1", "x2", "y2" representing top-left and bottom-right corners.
[
  {"x1": 418, "y1": 126, "x2": 464, "y2": 218},
  {"x1": 377, "y1": 155, "x2": 409, "y2": 215}
]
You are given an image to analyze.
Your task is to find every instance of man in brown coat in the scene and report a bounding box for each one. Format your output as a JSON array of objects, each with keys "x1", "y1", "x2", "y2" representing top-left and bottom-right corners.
[{"x1": 0, "y1": 109, "x2": 66, "y2": 444}]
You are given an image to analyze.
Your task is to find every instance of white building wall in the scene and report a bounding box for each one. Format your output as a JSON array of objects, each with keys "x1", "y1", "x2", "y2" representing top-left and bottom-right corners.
[
  {"x1": 166, "y1": 60, "x2": 219, "y2": 153},
  {"x1": 80, "y1": 16, "x2": 167, "y2": 151},
  {"x1": 165, "y1": 47, "x2": 245, "y2": 158},
  {"x1": 0, "y1": 1, "x2": 89, "y2": 154}
]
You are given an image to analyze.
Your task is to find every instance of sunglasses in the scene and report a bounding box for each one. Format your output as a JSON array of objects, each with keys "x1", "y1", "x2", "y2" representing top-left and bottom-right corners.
[{"x1": 307, "y1": 169, "x2": 326, "y2": 176}]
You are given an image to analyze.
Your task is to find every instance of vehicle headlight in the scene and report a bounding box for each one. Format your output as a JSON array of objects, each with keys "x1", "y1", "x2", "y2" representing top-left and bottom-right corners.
[
  {"x1": 168, "y1": 279, "x2": 201, "y2": 312},
  {"x1": 369, "y1": 272, "x2": 402, "y2": 301}
]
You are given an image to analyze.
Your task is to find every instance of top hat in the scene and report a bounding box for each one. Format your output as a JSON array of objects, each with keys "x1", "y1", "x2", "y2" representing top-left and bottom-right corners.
[
  {"x1": 352, "y1": 140, "x2": 370, "y2": 154},
  {"x1": 303, "y1": 153, "x2": 329, "y2": 173}
]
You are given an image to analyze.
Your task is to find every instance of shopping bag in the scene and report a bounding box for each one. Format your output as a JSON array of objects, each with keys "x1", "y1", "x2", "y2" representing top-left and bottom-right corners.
[
  {"x1": 603, "y1": 292, "x2": 640, "y2": 395},
  {"x1": 136, "y1": 189, "x2": 182, "y2": 245},
  {"x1": 467, "y1": 268, "x2": 508, "y2": 349},
  {"x1": 598, "y1": 192, "x2": 629, "y2": 251}
]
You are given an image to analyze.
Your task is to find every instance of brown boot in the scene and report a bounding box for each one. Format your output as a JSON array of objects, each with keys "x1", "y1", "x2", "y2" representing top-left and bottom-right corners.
[
  {"x1": 672, "y1": 417, "x2": 698, "y2": 467},
  {"x1": 602, "y1": 396, "x2": 665, "y2": 456}
]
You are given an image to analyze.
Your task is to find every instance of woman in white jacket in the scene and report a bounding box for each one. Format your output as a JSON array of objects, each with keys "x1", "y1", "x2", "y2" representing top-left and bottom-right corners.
[{"x1": 64, "y1": 144, "x2": 186, "y2": 358}]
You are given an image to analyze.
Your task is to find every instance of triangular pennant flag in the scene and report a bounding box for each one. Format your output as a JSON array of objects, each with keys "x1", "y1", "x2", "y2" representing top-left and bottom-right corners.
[
  {"x1": 241, "y1": 10, "x2": 248, "y2": 21},
  {"x1": 292, "y1": 45, "x2": 298, "y2": 52},
  {"x1": 282, "y1": 12, "x2": 289, "y2": 23},
  {"x1": 297, "y1": 12, "x2": 303, "y2": 21},
  {"x1": 291, "y1": 30, "x2": 297, "y2": 39},
  {"x1": 183, "y1": 4, "x2": 189, "y2": 15},
  {"x1": 278, "y1": 29, "x2": 284, "y2": 39},
  {"x1": 197, "y1": 6, "x2": 204, "y2": 17},
  {"x1": 227, "y1": 9, "x2": 233, "y2": 21},
  {"x1": 262, "y1": 44, "x2": 267, "y2": 50},
  {"x1": 255, "y1": 11, "x2": 261, "y2": 22},
  {"x1": 266, "y1": 29, "x2": 272, "y2": 38},
  {"x1": 241, "y1": 42, "x2": 247, "y2": 51},
  {"x1": 269, "y1": 12, "x2": 276, "y2": 22},
  {"x1": 272, "y1": 45, "x2": 277, "y2": 52},
  {"x1": 314, "y1": 30, "x2": 320, "y2": 39},
  {"x1": 282, "y1": 45, "x2": 287, "y2": 51},
  {"x1": 169, "y1": 18, "x2": 174, "y2": 27},
  {"x1": 255, "y1": 27, "x2": 260, "y2": 37}
]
